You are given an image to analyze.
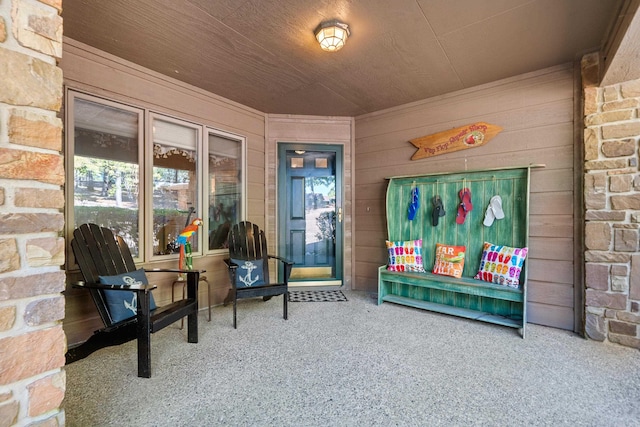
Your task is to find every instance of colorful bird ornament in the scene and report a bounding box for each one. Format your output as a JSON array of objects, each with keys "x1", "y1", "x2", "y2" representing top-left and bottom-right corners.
[{"x1": 178, "y1": 218, "x2": 202, "y2": 270}]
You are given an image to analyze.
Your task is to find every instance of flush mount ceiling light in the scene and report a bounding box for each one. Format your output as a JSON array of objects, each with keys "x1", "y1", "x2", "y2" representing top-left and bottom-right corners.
[{"x1": 314, "y1": 20, "x2": 350, "y2": 52}]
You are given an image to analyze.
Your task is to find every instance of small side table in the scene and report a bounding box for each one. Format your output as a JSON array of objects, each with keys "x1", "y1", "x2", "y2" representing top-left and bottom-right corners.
[{"x1": 172, "y1": 274, "x2": 211, "y2": 328}]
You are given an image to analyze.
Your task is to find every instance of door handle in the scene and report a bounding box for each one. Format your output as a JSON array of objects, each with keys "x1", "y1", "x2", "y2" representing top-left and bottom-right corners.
[{"x1": 337, "y1": 207, "x2": 342, "y2": 223}]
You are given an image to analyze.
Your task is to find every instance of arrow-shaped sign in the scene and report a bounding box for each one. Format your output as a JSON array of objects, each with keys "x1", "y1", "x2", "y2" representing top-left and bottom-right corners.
[{"x1": 409, "y1": 122, "x2": 502, "y2": 160}]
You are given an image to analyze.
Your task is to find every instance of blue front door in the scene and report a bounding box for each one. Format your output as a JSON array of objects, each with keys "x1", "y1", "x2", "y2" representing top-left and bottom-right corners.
[{"x1": 278, "y1": 143, "x2": 343, "y2": 286}]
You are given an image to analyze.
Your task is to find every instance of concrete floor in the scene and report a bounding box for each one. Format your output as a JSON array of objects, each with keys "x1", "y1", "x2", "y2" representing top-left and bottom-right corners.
[{"x1": 63, "y1": 291, "x2": 640, "y2": 426}]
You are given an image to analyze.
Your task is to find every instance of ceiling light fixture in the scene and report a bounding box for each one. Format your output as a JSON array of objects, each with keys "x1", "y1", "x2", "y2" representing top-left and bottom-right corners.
[{"x1": 314, "y1": 20, "x2": 350, "y2": 52}]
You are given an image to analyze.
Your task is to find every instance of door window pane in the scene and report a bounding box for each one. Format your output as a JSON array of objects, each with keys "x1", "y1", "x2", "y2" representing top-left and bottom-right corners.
[
  {"x1": 151, "y1": 117, "x2": 199, "y2": 255},
  {"x1": 208, "y1": 133, "x2": 242, "y2": 250},
  {"x1": 73, "y1": 97, "x2": 142, "y2": 256}
]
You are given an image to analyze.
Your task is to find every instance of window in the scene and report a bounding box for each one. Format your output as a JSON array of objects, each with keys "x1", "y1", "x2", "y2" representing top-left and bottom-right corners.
[
  {"x1": 208, "y1": 132, "x2": 243, "y2": 250},
  {"x1": 149, "y1": 115, "x2": 200, "y2": 257},
  {"x1": 66, "y1": 90, "x2": 245, "y2": 265},
  {"x1": 69, "y1": 94, "x2": 144, "y2": 256}
]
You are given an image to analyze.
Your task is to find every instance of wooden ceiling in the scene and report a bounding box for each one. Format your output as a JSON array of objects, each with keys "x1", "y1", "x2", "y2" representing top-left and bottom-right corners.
[{"x1": 62, "y1": 0, "x2": 624, "y2": 116}]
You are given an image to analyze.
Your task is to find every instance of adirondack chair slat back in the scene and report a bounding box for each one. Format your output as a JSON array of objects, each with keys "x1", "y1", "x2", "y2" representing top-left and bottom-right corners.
[
  {"x1": 72, "y1": 223, "x2": 136, "y2": 279},
  {"x1": 228, "y1": 221, "x2": 269, "y2": 279},
  {"x1": 71, "y1": 223, "x2": 139, "y2": 328}
]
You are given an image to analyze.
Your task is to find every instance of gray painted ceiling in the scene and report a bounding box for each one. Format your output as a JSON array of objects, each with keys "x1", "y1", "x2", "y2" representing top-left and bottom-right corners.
[{"x1": 62, "y1": 0, "x2": 623, "y2": 116}]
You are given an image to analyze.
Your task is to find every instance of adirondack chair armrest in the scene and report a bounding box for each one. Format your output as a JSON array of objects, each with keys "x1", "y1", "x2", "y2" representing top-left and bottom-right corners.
[
  {"x1": 224, "y1": 255, "x2": 293, "y2": 266},
  {"x1": 146, "y1": 268, "x2": 206, "y2": 274},
  {"x1": 72, "y1": 281, "x2": 157, "y2": 292},
  {"x1": 268, "y1": 255, "x2": 294, "y2": 282},
  {"x1": 145, "y1": 269, "x2": 201, "y2": 302},
  {"x1": 223, "y1": 258, "x2": 237, "y2": 269},
  {"x1": 145, "y1": 269, "x2": 204, "y2": 289},
  {"x1": 267, "y1": 254, "x2": 294, "y2": 266}
]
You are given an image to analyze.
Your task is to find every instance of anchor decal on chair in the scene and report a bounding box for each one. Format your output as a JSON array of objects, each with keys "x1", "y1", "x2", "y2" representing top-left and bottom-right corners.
[
  {"x1": 123, "y1": 293, "x2": 138, "y2": 315},
  {"x1": 121, "y1": 275, "x2": 144, "y2": 314},
  {"x1": 238, "y1": 261, "x2": 260, "y2": 287}
]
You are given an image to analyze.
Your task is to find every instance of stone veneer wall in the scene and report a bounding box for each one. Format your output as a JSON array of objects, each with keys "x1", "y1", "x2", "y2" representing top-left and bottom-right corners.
[
  {"x1": 0, "y1": 1, "x2": 66, "y2": 426},
  {"x1": 583, "y1": 53, "x2": 640, "y2": 349}
]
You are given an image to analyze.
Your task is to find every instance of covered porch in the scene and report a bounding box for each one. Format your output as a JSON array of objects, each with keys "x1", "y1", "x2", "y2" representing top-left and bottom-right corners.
[{"x1": 1, "y1": 1, "x2": 640, "y2": 425}]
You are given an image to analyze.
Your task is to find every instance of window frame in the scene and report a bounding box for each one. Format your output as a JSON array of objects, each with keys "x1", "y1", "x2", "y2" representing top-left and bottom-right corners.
[
  {"x1": 146, "y1": 112, "x2": 204, "y2": 262},
  {"x1": 65, "y1": 88, "x2": 247, "y2": 268},
  {"x1": 65, "y1": 89, "x2": 146, "y2": 265},
  {"x1": 204, "y1": 127, "x2": 247, "y2": 254}
]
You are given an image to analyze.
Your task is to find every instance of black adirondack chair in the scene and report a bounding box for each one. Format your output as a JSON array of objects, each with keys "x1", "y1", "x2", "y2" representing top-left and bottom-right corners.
[
  {"x1": 224, "y1": 221, "x2": 293, "y2": 328},
  {"x1": 71, "y1": 223, "x2": 200, "y2": 378}
]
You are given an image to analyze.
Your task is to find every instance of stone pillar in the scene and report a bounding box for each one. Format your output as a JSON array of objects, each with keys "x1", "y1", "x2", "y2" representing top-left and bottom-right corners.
[
  {"x1": 0, "y1": 0, "x2": 66, "y2": 425},
  {"x1": 583, "y1": 53, "x2": 640, "y2": 349}
]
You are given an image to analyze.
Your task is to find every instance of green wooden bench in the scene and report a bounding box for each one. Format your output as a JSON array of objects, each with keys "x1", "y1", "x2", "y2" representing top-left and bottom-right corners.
[{"x1": 378, "y1": 166, "x2": 538, "y2": 337}]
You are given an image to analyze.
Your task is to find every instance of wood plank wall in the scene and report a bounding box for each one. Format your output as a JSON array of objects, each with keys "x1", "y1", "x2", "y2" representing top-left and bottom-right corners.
[
  {"x1": 61, "y1": 38, "x2": 267, "y2": 345},
  {"x1": 353, "y1": 64, "x2": 577, "y2": 330}
]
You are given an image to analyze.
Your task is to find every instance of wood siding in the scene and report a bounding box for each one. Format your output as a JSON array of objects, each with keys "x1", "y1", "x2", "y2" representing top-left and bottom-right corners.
[
  {"x1": 354, "y1": 64, "x2": 577, "y2": 330},
  {"x1": 62, "y1": 38, "x2": 267, "y2": 345}
]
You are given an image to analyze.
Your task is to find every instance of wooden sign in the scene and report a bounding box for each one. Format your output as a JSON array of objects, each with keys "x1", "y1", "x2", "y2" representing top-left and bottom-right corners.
[{"x1": 409, "y1": 122, "x2": 502, "y2": 160}]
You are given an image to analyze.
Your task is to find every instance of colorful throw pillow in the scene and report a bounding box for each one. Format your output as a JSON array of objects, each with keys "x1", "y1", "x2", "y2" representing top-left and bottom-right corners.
[
  {"x1": 230, "y1": 258, "x2": 266, "y2": 287},
  {"x1": 99, "y1": 268, "x2": 157, "y2": 323},
  {"x1": 474, "y1": 242, "x2": 528, "y2": 288},
  {"x1": 432, "y1": 243, "x2": 466, "y2": 278},
  {"x1": 385, "y1": 239, "x2": 425, "y2": 272}
]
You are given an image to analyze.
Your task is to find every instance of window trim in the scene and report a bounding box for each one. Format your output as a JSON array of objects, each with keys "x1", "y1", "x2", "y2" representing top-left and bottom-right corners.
[
  {"x1": 204, "y1": 127, "x2": 247, "y2": 255},
  {"x1": 65, "y1": 88, "x2": 248, "y2": 267},
  {"x1": 147, "y1": 112, "x2": 204, "y2": 262},
  {"x1": 65, "y1": 89, "x2": 146, "y2": 266}
]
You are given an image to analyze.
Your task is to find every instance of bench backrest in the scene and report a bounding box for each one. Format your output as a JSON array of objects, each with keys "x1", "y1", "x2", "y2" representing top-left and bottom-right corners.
[{"x1": 386, "y1": 167, "x2": 531, "y2": 281}]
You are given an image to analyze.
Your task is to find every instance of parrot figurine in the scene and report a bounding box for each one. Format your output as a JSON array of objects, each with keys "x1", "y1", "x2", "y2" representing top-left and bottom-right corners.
[{"x1": 178, "y1": 218, "x2": 202, "y2": 270}]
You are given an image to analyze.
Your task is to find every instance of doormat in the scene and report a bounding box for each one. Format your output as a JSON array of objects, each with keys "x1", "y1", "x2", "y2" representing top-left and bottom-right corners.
[{"x1": 288, "y1": 290, "x2": 348, "y2": 302}]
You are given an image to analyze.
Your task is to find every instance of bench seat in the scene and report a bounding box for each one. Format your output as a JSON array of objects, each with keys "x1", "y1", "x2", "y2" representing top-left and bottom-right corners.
[{"x1": 378, "y1": 266, "x2": 525, "y2": 334}]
